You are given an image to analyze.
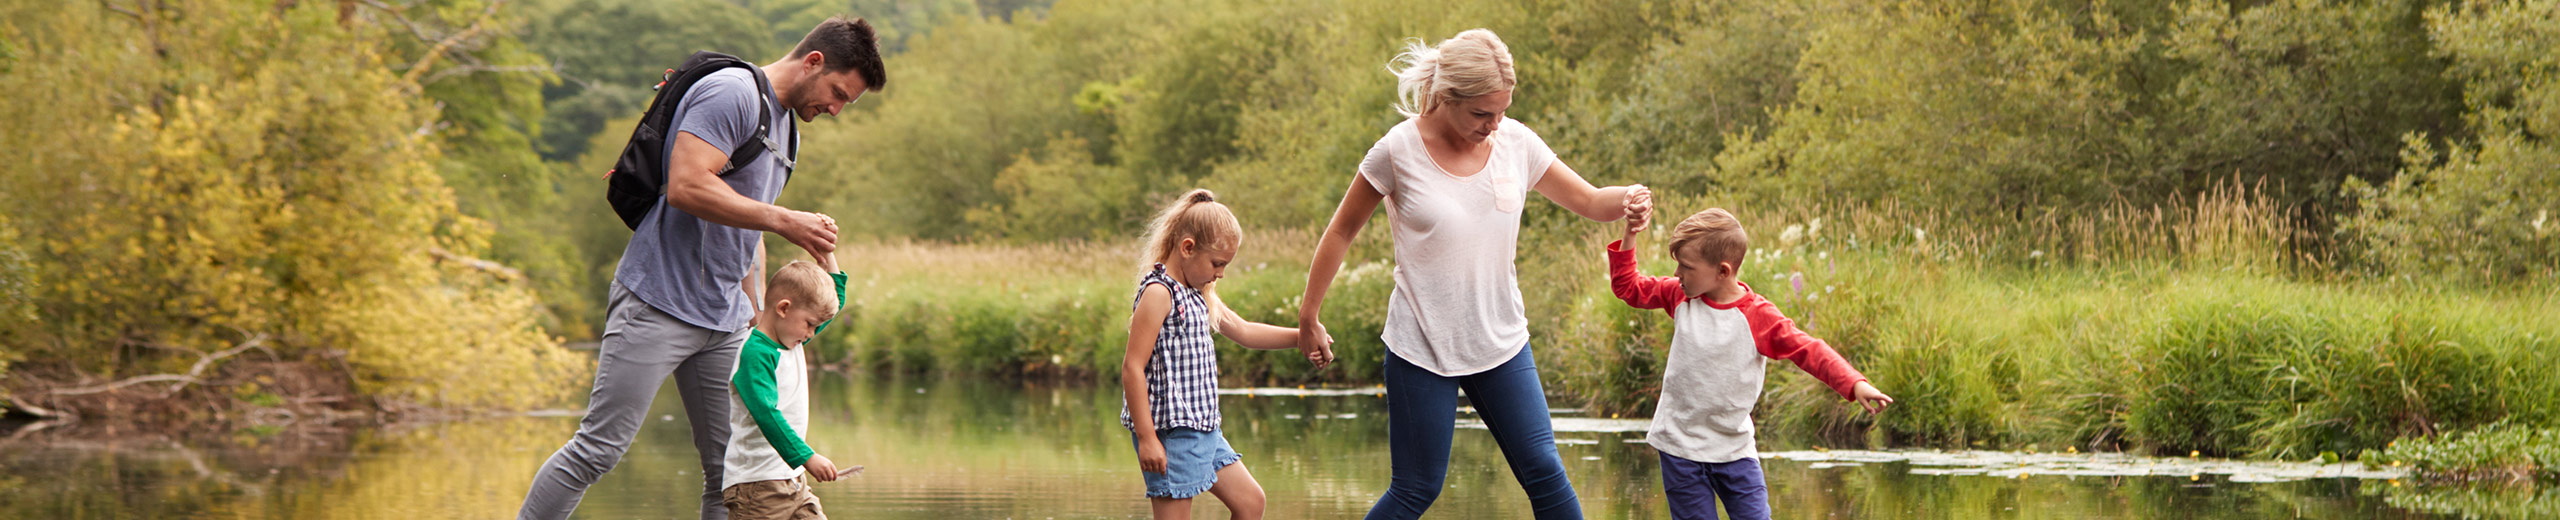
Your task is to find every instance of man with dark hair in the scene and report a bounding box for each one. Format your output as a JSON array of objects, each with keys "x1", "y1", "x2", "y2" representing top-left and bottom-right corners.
[{"x1": 517, "y1": 16, "x2": 887, "y2": 520}]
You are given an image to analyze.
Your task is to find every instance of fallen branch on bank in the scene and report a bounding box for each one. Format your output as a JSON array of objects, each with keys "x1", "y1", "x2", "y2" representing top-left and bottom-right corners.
[
  {"x1": 0, "y1": 395, "x2": 64, "y2": 419},
  {"x1": 48, "y1": 334, "x2": 273, "y2": 397}
]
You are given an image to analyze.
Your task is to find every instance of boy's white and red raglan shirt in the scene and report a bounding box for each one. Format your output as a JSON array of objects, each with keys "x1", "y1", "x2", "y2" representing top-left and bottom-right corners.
[{"x1": 1606, "y1": 240, "x2": 1867, "y2": 464}]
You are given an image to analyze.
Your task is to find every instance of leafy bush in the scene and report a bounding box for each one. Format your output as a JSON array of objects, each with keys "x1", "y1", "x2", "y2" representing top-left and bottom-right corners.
[
  {"x1": 2379, "y1": 423, "x2": 2560, "y2": 482},
  {"x1": 0, "y1": 1, "x2": 582, "y2": 410}
]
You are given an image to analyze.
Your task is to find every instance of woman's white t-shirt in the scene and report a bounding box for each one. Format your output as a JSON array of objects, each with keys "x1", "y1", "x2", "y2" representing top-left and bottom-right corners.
[{"x1": 1357, "y1": 118, "x2": 1558, "y2": 376}]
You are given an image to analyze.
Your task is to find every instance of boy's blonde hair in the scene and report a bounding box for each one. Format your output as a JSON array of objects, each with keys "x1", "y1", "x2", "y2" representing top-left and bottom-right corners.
[
  {"x1": 1668, "y1": 208, "x2": 1749, "y2": 269},
  {"x1": 1140, "y1": 189, "x2": 1243, "y2": 270},
  {"x1": 766, "y1": 260, "x2": 839, "y2": 318}
]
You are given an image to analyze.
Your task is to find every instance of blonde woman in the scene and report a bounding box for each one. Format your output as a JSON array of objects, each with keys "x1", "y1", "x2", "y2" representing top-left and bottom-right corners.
[{"x1": 1296, "y1": 29, "x2": 1651, "y2": 520}]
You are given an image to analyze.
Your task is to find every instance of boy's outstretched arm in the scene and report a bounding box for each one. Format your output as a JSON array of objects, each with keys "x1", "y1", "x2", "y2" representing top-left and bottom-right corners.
[
  {"x1": 1206, "y1": 291, "x2": 1299, "y2": 350},
  {"x1": 1607, "y1": 240, "x2": 1687, "y2": 311},
  {"x1": 1743, "y1": 299, "x2": 1892, "y2": 412}
]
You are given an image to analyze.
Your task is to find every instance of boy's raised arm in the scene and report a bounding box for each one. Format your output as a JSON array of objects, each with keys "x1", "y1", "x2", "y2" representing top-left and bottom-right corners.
[
  {"x1": 1607, "y1": 241, "x2": 1687, "y2": 311},
  {"x1": 810, "y1": 270, "x2": 849, "y2": 337}
]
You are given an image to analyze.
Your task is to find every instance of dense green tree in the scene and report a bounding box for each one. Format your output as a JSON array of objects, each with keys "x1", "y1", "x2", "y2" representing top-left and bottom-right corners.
[
  {"x1": 2153, "y1": 0, "x2": 2464, "y2": 214},
  {"x1": 2346, "y1": 0, "x2": 2560, "y2": 280}
]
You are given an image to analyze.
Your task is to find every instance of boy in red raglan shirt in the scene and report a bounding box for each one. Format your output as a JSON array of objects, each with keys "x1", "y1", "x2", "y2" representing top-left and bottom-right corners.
[{"x1": 1606, "y1": 203, "x2": 1895, "y2": 520}]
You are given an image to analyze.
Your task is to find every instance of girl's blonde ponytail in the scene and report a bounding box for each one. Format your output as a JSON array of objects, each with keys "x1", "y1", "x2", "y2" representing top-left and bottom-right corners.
[{"x1": 1139, "y1": 189, "x2": 1243, "y2": 271}]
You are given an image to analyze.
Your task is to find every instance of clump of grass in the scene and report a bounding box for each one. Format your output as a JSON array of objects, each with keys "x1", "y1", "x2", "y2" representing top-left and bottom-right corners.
[{"x1": 2378, "y1": 423, "x2": 2560, "y2": 483}]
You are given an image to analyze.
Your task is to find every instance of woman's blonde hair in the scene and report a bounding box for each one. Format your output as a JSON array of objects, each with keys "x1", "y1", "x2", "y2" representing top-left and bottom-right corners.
[
  {"x1": 1140, "y1": 189, "x2": 1243, "y2": 270},
  {"x1": 1388, "y1": 29, "x2": 1517, "y2": 118}
]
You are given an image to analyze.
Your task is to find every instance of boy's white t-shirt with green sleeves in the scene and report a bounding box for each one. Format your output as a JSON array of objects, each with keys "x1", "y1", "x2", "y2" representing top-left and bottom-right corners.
[
  {"x1": 1358, "y1": 117, "x2": 1557, "y2": 376},
  {"x1": 723, "y1": 272, "x2": 846, "y2": 489}
]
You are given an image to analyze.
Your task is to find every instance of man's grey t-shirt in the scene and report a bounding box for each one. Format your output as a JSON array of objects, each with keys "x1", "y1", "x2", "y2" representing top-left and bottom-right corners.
[{"x1": 614, "y1": 67, "x2": 798, "y2": 332}]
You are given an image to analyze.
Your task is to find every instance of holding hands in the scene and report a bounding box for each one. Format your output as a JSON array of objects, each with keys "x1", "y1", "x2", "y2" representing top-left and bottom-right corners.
[
  {"x1": 1298, "y1": 319, "x2": 1335, "y2": 369},
  {"x1": 1622, "y1": 184, "x2": 1653, "y2": 244},
  {"x1": 782, "y1": 210, "x2": 840, "y2": 258}
]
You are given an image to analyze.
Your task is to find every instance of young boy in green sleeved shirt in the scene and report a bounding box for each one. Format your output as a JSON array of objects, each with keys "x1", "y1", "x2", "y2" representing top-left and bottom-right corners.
[{"x1": 721, "y1": 255, "x2": 853, "y2": 520}]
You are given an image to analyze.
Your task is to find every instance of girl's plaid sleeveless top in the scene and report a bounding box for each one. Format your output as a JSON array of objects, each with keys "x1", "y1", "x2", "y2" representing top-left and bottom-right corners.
[{"x1": 1121, "y1": 264, "x2": 1220, "y2": 432}]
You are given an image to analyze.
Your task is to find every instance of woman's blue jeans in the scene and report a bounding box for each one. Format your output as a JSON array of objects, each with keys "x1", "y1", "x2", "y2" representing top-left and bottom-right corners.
[{"x1": 1366, "y1": 344, "x2": 1583, "y2": 519}]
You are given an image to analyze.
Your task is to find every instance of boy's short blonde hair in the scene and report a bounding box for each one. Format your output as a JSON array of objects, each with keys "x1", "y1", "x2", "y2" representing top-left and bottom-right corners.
[
  {"x1": 766, "y1": 260, "x2": 839, "y2": 317},
  {"x1": 1667, "y1": 208, "x2": 1749, "y2": 269}
]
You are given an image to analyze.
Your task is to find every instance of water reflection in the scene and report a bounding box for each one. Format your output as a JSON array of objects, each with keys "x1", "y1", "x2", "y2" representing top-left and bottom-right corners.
[{"x1": 0, "y1": 372, "x2": 2501, "y2": 518}]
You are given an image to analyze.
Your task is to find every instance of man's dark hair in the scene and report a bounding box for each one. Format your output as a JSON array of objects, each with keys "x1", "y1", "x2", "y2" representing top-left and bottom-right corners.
[{"x1": 790, "y1": 16, "x2": 887, "y2": 91}]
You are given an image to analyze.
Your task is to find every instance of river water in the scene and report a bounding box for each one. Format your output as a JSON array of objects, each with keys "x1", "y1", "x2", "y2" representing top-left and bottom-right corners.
[{"x1": 3, "y1": 372, "x2": 2530, "y2": 518}]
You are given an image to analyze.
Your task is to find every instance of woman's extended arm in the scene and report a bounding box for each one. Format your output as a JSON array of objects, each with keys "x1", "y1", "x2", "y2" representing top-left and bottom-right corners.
[
  {"x1": 1296, "y1": 174, "x2": 1384, "y2": 368},
  {"x1": 1532, "y1": 159, "x2": 1648, "y2": 222}
]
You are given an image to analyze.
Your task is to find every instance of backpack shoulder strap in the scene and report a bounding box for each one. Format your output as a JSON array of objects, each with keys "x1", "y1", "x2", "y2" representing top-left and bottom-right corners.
[{"x1": 720, "y1": 64, "x2": 790, "y2": 175}]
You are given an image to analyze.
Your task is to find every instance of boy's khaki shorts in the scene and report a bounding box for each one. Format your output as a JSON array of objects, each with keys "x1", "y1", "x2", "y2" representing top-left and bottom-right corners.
[{"x1": 721, "y1": 476, "x2": 825, "y2": 520}]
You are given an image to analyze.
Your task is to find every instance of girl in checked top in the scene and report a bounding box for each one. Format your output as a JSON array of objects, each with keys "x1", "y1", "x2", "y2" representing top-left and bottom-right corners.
[{"x1": 1120, "y1": 189, "x2": 1305, "y2": 520}]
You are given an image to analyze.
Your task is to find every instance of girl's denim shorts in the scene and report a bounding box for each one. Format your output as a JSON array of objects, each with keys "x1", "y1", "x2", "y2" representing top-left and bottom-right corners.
[{"x1": 1129, "y1": 427, "x2": 1242, "y2": 498}]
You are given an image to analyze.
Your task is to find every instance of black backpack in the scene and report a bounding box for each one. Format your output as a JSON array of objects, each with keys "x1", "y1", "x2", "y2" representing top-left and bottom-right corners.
[{"x1": 604, "y1": 51, "x2": 798, "y2": 230}]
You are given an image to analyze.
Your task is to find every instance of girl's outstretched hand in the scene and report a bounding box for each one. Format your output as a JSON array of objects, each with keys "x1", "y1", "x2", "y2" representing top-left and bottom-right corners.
[{"x1": 1298, "y1": 319, "x2": 1335, "y2": 369}]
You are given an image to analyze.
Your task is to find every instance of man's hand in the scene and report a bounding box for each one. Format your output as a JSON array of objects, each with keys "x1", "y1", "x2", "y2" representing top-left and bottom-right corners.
[
  {"x1": 779, "y1": 211, "x2": 839, "y2": 258},
  {"x1": 1851, "y1": 381, "x2": 1895, "y2": 414}
]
